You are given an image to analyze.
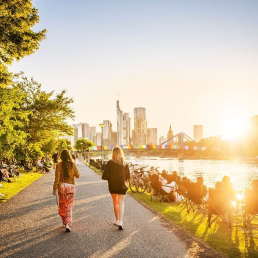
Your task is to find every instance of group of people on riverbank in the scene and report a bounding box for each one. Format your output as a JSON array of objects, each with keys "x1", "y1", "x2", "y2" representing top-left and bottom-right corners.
[
  {"x1": 0, "y1": 160, "x2": 22, "y2": 197},
  {"x1": 158, "y1": 168, "x2": 246, "y2": 204},
  {"x1": 0, "y1": 160, "x2": 21, "y2": 183}
]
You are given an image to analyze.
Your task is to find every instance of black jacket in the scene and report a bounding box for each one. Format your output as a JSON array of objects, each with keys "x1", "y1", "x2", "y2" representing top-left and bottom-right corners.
[{"x1": 102, "y1": 160, "x2": 130, "y2": 191}]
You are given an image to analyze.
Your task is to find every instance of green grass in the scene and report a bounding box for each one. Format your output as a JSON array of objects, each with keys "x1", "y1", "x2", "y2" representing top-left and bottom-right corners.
[
  {"x1": 87, "y1": 164, "x2": 258, "y2": 257},
  {"x1": 129, "y1": 191, "x2": 258, "y2": 257},
  {"x1": 84, "y1": 162, "x2": 102, "y2": 176},
  {"x1": 0, "y1": 171, "x2": 43, "y2": 204}
]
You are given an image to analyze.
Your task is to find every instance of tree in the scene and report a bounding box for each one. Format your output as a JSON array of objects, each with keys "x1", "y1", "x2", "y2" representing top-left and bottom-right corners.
[
  {"x1": 16, "y1": 75, "x2": 75, "y2": 159},
  {"x1": 74, "y1": 138, "x2": 94, "y2": 152},
  {"x1": 41, "y1": 138, "x2": 58, "y2": 155},
  {"x1": 0, "y1": 0, "x2": 46, "y2": 159},
  {"x1": 57, "y1": 139, "x2": 72, "y2": 152},
  {"x1": 0, "y1": 74, "x2": 75, "y2": 160},
  {"x1": 64, "y1": 139, "x2": 72, "y2": 151},
  {"x1": 0, "y1": 83, "x2": 29, "y2": 160},
  {"x1": 0, "y1": 0, "x2": 46, "y2": 88}
]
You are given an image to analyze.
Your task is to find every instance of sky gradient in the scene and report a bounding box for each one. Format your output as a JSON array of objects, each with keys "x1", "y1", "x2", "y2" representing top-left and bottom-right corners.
[{"x1": 10, "y1": 0, "x2": 258, "y2": 140}]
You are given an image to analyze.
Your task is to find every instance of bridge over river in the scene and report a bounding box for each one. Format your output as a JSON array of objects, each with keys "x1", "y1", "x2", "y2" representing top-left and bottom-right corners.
[{"x1": 89, "y1": 132, "x2": 221, "y2": 159}]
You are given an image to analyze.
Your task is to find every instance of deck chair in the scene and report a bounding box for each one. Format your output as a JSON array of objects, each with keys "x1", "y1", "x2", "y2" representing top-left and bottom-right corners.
[
  {"x1": 207, "y1": 188, "x2": 231, "y2": 228},
  {"x1": 184, "y1": 182, "x2": 205, "y2": 213},
  {"x1": 176, "y1": 181, "x2": 187, "y2": 205},
  {"x1": 243, "y1": 188, "x2": 258, "y2": 227},
  {"x1": 150, "y1": 174, "x2": 170, "y2": 203}
]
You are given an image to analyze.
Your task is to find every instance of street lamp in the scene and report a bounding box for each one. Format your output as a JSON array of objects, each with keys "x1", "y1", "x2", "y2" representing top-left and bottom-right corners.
[{"x1": 99, "y1": 123, "x2": 105, "y2": 166}]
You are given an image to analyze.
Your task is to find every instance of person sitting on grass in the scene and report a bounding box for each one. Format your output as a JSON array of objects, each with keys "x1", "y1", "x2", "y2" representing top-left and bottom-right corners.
[
  {"x1": 158, "y1": 171, "x2": 177, "y2": 201},
  {"x1": 182, "y1": 176, "x2": 191, "y2": 183},
  {"x1": 222, "y1": 175, "x2": 238, "y2": 200},
  {"x1": 0, "y1": 165, "x2": 11, "y2": 183},
  {"x1": 244, "y1": 179, "x2": 258, "y2": 196},
  {"x1": 196, "y1": 176, "x2": 208, "y2": 196},
  {"x1": 204, "y1": 181, "x2": 224, "y2": 202},
  {"x1": 155, "y1": 172, "x2": 167, "y2": 187},
  {"x1": 36, "y1": 157, "x2": 50, "y2": 172},
  {"x1": 170, "y1": 171, "x2": 180, "y2": 183}
]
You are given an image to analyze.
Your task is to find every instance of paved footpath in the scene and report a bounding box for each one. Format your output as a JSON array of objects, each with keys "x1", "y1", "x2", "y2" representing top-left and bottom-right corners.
[{"x1": 0, "y1": 163, "x2": 220, "y2": 258}]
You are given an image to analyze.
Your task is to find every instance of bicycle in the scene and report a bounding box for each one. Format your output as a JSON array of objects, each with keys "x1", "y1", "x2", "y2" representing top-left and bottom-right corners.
[{"x1": 128, "y1": 164, "x2": 139, "y2": 193}]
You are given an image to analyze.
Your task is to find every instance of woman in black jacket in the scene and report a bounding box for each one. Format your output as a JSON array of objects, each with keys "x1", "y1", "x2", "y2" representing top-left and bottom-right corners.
[{"x1": 102, "y1": 146, "x2": 130, "y2": 230}]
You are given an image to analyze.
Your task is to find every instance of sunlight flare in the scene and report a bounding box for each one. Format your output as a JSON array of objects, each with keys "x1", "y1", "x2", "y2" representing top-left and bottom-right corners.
[{"x1": 220, "y1": 109, "x2": 248, "y2": 140}]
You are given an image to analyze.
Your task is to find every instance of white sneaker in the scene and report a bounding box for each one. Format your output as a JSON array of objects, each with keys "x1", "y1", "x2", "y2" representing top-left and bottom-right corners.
[
  {"x1": 118, "y1": 221, "x2": 123, "y2": 230},
  {"x1": 65, "y1": 224, "x2": 71, "y2": 232}
]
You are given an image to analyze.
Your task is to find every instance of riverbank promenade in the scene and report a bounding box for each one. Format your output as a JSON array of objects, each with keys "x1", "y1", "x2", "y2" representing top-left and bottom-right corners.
[{"x1": 0, "y1": 163, "x2": 220, "y2": 258}]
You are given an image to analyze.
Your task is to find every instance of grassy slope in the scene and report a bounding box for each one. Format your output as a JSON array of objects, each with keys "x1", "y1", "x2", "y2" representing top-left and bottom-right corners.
[
  {"x1": 130, "y1": 191, "x2": 258, "y2": 257},
  {"x1": 0, "y1": 172, "x2": 43, "y2": 203},
  {"x1": 87, "y1": 164, "x2": 258, "y2": 258}
]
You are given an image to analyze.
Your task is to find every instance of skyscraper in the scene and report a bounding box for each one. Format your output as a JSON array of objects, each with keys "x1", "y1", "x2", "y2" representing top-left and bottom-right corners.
[
  {"x1": 194, "y1": 125, "x2": 203, "y2": 142},
  {"x1": 117, "y1": 100, "x2": 123, "y2": 145},
  {"x1": 82, "y1": 123, "x2": 90, "y2": 139},
  {"x1": 111, "y1": 131, "x2": 117, "y2": 146},
  {"x1": 77, "y1": 123, "x2": 83, "y2": 139},
  {"x1": 134, "y1": 107, "x2": 147, "y2": 145},
  {"x1": 73, "y1": 123, "x2": 83, "y2": 142},
  {"x1": 147, "y1": 128, "x2": 157, "y2": 145},
  {"x1": 89, "y1": 126, "x2": 96, "y2": 144},
  {"x1": 96, "y1": 132, "x2": 101, "y2": 146},
  {"x1": 167, "y1": 125, "x2": 173, "y2": 144},
  {"x1": 103, "y1": 120, "x2": 112, "y2": 145},
  {"x1": 123, "y1": 113, "x2": 131, "y2": 145}
]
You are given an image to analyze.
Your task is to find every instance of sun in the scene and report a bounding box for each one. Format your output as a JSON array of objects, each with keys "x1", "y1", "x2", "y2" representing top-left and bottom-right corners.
[{"x1": 221, "y1": 110, "x2": 248, "y2": 140}]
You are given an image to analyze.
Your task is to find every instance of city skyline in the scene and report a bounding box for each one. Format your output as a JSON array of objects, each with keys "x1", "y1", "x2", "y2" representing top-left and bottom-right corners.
[
  {"x1": 69, "y1": 100, "x2": 203, "y2": 146},
  {"x1": 9, "y1": 0, "x2": 258, "y2": 140},
  {"x1": 66, "y1": 96, "x2": 256, "y2": 144}
]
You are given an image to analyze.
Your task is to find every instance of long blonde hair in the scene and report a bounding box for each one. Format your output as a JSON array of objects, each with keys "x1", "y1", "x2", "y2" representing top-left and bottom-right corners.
[{"x1": 112, "y1": 146, "x2": 126, "y2": 166}]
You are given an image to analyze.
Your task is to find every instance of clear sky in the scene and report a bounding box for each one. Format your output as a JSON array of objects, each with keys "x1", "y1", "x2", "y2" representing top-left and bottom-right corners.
[{"x1": 10, "y1": 0, "x2": 258, "y2": 140}]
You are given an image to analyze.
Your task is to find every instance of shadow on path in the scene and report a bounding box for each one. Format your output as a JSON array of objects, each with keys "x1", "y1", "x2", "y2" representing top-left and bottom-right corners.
[{"x1": 0, "y1": 163, "x2": 221, "y2": 258}]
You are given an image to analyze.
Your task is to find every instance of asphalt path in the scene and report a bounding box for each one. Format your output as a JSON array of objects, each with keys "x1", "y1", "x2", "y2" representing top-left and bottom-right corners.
[{"x1": 0, "y1": 162, "x2": 220, "y2": 258}]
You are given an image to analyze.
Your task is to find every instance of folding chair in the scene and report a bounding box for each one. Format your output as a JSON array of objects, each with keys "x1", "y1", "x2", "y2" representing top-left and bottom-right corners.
[
  {"x1": 243, "y1": 188, "x2": 258, "y2": 227},
  {"x1": 150, "y1": 174, "x2": 170, "y2": 203},
  {"x1": 176, "y1": 181, "x2": 187, "y2": 206},
  {"x1": 184, "y1": 182, "x2": 204, "y2": 213},
  {"x1": 207, "y1": 188, "x2": 231, "y2": 228}
]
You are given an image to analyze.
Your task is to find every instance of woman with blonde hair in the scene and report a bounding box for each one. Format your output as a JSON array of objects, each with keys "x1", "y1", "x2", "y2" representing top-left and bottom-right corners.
[
  {"x1": 53, "y1": 149, "x2": 80, "y2": 232},
  {"x1": 102, "y1": 146, "x2": 130, "y2": 230}
]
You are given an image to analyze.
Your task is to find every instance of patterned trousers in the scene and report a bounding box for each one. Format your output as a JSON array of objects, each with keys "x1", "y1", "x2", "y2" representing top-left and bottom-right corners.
[{"x1": 58, "y1": 184, "x2": 75, "y2": 227}]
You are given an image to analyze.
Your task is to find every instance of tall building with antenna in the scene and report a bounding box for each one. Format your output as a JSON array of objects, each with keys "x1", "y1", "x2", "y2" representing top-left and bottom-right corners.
[
  {"x1": 123, "y1": 112, "x2": 131, "y2": 145},
  {"x1": 167, "y1": 125, "x2": 173, "y2": 144},
  {"x1": 117, "y1": 99, "x2": 123, "y2": 145}
]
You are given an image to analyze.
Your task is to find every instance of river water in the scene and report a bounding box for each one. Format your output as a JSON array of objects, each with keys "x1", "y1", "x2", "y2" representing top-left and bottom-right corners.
[
  {"x1": 92, "y1": 154, "x2": 258, "y2": 191},
  {"x1": 126, "y1": 156, "x2": 258, "y2": 191}
]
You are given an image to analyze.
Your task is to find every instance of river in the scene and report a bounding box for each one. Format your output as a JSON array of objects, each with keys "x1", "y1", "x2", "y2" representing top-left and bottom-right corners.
[
  {"x1": 91, "y1": 154, "x2": 258, "y2": 191},
  {"x1": 126, "y1": 156, "x2": 258, "y2": 191}
]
